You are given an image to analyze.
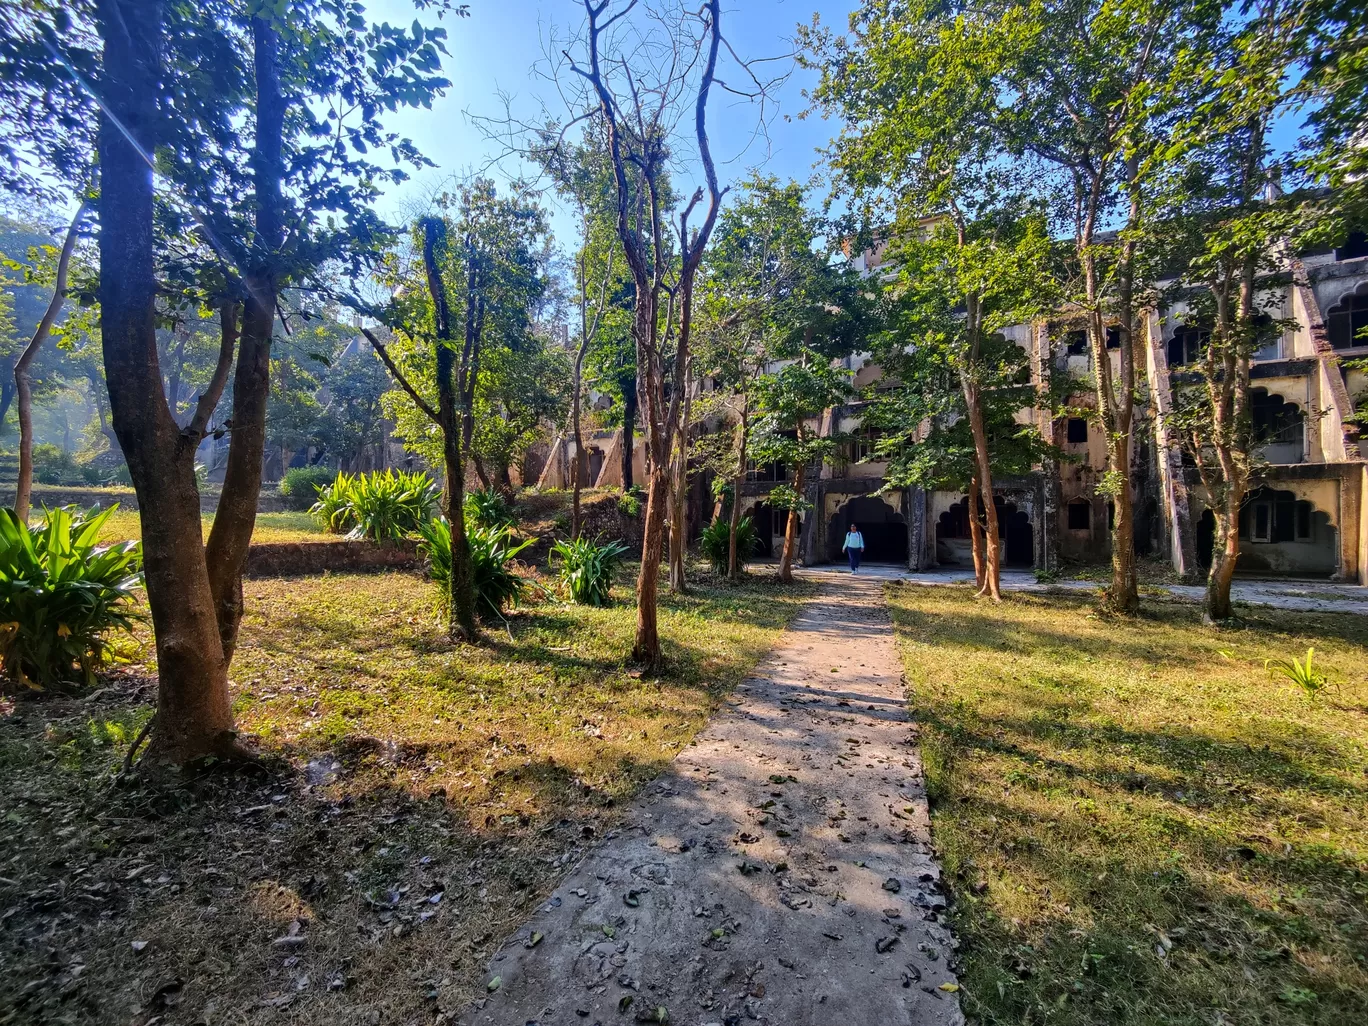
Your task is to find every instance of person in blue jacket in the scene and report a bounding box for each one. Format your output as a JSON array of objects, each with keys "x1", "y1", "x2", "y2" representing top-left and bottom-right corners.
[{"x1": 842, "y1": 525, "x2": 865, "y2": 572}]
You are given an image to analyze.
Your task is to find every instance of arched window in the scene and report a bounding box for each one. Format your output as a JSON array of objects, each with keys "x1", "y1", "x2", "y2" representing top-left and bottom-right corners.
[
  {"x1": 1327, "y1": 288, "x2": 1368, "y2": 350},
  {"x1": 1067, "y1": 499, "x2": 1091, "y2": 531}
]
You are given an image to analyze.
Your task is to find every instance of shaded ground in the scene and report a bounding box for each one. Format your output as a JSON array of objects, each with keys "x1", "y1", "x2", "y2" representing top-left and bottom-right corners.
[
  {"x1": 465, "y1": 575, "x2": 962, "y2": 1026},
  {"x1": 888, "y1": 583, "x2": 1368, "y2": 1026},
  {"x1": 0, "y1": 568, "x2": 809, "y2": 1026}
]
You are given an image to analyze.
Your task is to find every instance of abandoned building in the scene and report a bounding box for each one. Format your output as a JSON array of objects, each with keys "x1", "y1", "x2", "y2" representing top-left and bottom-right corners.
[{"x1": 538, "y1": 230, "x2": 1368, "y2": 583}]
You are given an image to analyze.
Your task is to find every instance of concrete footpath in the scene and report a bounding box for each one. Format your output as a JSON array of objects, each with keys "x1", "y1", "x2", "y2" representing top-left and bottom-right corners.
[{"x1": 459, "y1": 576, "x2": 963, "y2": 1026}]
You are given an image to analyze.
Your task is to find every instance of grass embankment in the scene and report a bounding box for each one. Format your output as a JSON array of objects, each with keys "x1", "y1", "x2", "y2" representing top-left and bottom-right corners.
[
  {"x1": 1, "y1": 568, "x2": 810, "y2": 1025},
  {"x1": 96, "y1": 508, "x2": 328, "y2": 545},
  {"x1": 889, "y1": 584, "x2": 1368, "y2": 1026}
]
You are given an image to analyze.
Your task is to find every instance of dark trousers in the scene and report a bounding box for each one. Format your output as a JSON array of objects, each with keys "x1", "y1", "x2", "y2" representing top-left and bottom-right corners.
[{"x1": 847, "y1": 547, "x2": 863, "y2": 571}]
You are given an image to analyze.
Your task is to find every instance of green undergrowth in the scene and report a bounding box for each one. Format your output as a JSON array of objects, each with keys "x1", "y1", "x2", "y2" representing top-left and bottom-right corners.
[{"x1": 889, "y1": 583, "x2": 1368, "y2": 1026}]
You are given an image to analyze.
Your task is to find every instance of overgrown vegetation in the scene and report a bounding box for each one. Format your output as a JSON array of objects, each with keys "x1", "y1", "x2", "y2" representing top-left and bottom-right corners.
[
  {"x1": 310, "y1": 470, "x2": 439, "y2": 541},
  {"x1": 0, "y1": 505, "x2": 142, "y2": 688},
  {"x1": 700, "y1": 514, "x2": 757, "y2": 575},
  {"x1": 278, "y1": 465, "x2": 338, "y2": 511},
  {"x1": 463, "y1": 486, "x2": 516, "y2": 529},
  {"x1": 0, "y1": 570, "x2": 809, "y2": 1024},
  {"x1": 889, "y1": 584, "x2": 1368, "y2": 1026}
]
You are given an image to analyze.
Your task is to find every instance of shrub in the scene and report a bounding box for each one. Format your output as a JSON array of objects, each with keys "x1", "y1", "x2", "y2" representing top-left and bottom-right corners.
[
  {"x1": 279, "y1": 465, "x2": 335, "y2": 510},
  {"x1": 0, "y1": 505, "x2": 143, "y2": 688},
  {"x1": 551, "y1": 536, "x2": 630, "y2": 606},
  {"x1": 32, "y1": 443, "x2": 78, "y2": 485},
  {"x1": 618, "y1": 484, "x2": 644, "y2": 517},
  {"x1": 310, "y1": 469, "x2": 438, "y2": 541},
  {"x1": 464, "y1": 486, "x2": 515, "y2": 529},
  {"x1": 415, "y1": 517, "x2": 533, "y2": 621},
  {"x1": 700, "y1": 515, "x2": 758, "y2": 574}
]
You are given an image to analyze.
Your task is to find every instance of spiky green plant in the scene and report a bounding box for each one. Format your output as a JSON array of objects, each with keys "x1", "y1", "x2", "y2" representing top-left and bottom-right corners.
[
  {"x1": 1265, "y1": 647, "x2": 1332, "y2": 701},
  {"x1": 0, "y1": 505, "x2": 144, "y2": 688},
  {"x1": 464, "y1": 486, "x2": 516, "y2": 529},
  {"x1": 310, "y1": 470, "x2": 438, "y2": 541},
  {"x1": 550, "y1": 536, "x2": 630, "y2": 606},
  {"x1": 700, "y1": 515, "x2": 758, "y2": 575},
  {"x1": 415, "y1": 517, "x2": 533, "y2": 621}
]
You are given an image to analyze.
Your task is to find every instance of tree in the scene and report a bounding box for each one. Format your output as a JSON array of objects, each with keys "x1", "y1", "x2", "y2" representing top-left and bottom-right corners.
[
  {"x1": 561, "y1": 0, "x2": 729, "y2": 660},
  {"x1": 531, "y1": 125, "x2": 624, "y2": 537},
  {"x1": 751, "y1": 357, "x2": 852, "y2": 583},
  {"x1": 804, "y1": 4, "x2": 1059, "y2": 598},
  {"x1": 12, "y1": 202, "x2": 86, "y2": 522},
  {"x1": 317, "y1": 347, "x2": 392, "y2": 471},
  {"x1": 471, "y1": 333, "x2": 571, "y2": 489},
  {"x1": 76, "y1": 0, "x2": 451, "y2": 763},
  {"x1": 1160, "y1": 0, "x2": 1318, "y2": 620},
  {"x1": 992, "y1": 0, "x2": 1213, "y2": 612},
  {"x1": 696, "y1": 176, "x2": 834, "y2": 579},
  {"x1": 366, "y1": 180, "x2": 549, "y2": 640}
]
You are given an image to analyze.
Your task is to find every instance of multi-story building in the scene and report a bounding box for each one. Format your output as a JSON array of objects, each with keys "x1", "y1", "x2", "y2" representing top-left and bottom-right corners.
[
  {"x1": 537, "y1": 231, "x2": 1367, "y2": 583},
  {"x1": 726, "y1": 230, "x2": 1368, "y2": 584}
]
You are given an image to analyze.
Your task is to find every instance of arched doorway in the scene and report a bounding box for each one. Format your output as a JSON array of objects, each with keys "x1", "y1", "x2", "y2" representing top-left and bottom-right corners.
[
  {"x1": 1237, "y1": 487, "x2": 1337, "y2": 576},
  {"x1": 936, "y1": 496, "x2": 1033, "y2": 568},
  {"x1": 744, "y1": 502, "x2": 781, "y2": 558},
  {"x1": 829, "y1": 494, "x2": 908, "y2": 564},
  {"x1": 1196, "y1": 489, "x2": 1338, "y2": 576}
]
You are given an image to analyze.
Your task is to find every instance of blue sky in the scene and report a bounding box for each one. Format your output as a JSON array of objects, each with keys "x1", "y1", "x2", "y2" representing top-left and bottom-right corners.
[{"x1": 364, "y1": 0, "x2": 858, "y2": 244}]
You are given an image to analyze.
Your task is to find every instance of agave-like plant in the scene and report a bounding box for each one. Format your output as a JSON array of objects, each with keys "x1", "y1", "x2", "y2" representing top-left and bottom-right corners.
[
  {"x1": 0, "y1": 505, "x2": 144, "y2": 688},
  {"x1": 415, "y1": 517, "x2": 533, "y2": 621},
  {"x1": 463, "y1": 486, "x2": 516, "y2": 529},
  {"x1": 550, "y1": 536, "x2": 630, "y2": 606},
  {"x1": 1265, "y1": 647, "x2": 1332, "y2": 701},
  {"x1": 310, "y1": 470, "x2": 439, "y2": 541},
  {"x1": 700, "y1": 515, "x2": 758, "y2": 575}
]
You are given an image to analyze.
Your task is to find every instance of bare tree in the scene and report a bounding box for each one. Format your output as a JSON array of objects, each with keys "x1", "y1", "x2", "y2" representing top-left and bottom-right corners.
[
  {"x1": 559, "y1": 0, "x2": 729, "y2": 662},
  {"x1": 572, "y1": 228, "x2": 615, "y2": 540}
]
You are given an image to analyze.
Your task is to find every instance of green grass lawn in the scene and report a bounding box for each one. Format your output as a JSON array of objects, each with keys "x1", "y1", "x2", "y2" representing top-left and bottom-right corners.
[
  {"x1": 0, "y1": 567, "x2": 811, "y2": 1025},
  {"x1": 889, "y1": 583, "x2": 1368, "y2": 1026},
  {"x1": 95, "y1": 508, "x2": 329, "y2": 544}
]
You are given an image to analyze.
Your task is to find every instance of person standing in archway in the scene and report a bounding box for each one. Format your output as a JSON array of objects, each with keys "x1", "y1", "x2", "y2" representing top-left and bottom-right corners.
[{"x1": 843, "y1": 524, "x2": 865, "y2": 573}]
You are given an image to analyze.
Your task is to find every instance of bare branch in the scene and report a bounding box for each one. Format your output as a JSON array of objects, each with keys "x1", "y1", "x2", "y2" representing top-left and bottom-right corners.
[
  {"x1": 360, "y1": 325, "x2": 439, "y2": 422},
  {"x1": 185, "y1": 301, "x2": 239, "y2": 442}
]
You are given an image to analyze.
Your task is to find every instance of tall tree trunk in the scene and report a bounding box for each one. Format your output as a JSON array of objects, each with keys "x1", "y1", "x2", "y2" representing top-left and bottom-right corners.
[
  {"x1": 97, "y1": 0, "x2": 241, "y2": 764},
  {"x1": 203, "y1": 14, "x2": 284, "y2": 664},
  {"x1": 423, "y1": 218, "x2": 477, "y2": 641},
  {"x1": 727, "y1": 400, "x2": 748, "y2": 579},
  {"x1": 633, "y1": 465, "x2": 669, "y2": 660},
  {"x1": 14, "y1": 202, "x2": 85, "y2": 523},
  {"x1": 962, "y1": 377, "x2": 1002, "y2": 601},
  {"x1": 571, "y1": 348, "x2": 586, "y2": 540},
  {"x1": 668, "y1": 373, "x2": 693, "y2": 593},
  {"x1": 1205, "y1": 500, "x2": 1240, "y2": 620},
  {"x1": 967, "y1": 472, "x2": 986, "y2": 590},
  {"x1": 620, "y1": 379, "x2": 637, "y2": 489},
  {"x1": 778, "y1": 460, "x2": 804, "y2": 584},
  {"x1": 1203, "y1": 122, "x2": 1264, "y2": 622}
]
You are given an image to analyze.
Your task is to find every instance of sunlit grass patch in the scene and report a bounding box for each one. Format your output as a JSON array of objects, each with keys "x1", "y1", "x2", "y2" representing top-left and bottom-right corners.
[
  {"x1": 889, "y1": 584, "x2": 1368, "y2": 1026},
  {"x1": 95, "y1": 509, "x2": 329, "y2": 545}
]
